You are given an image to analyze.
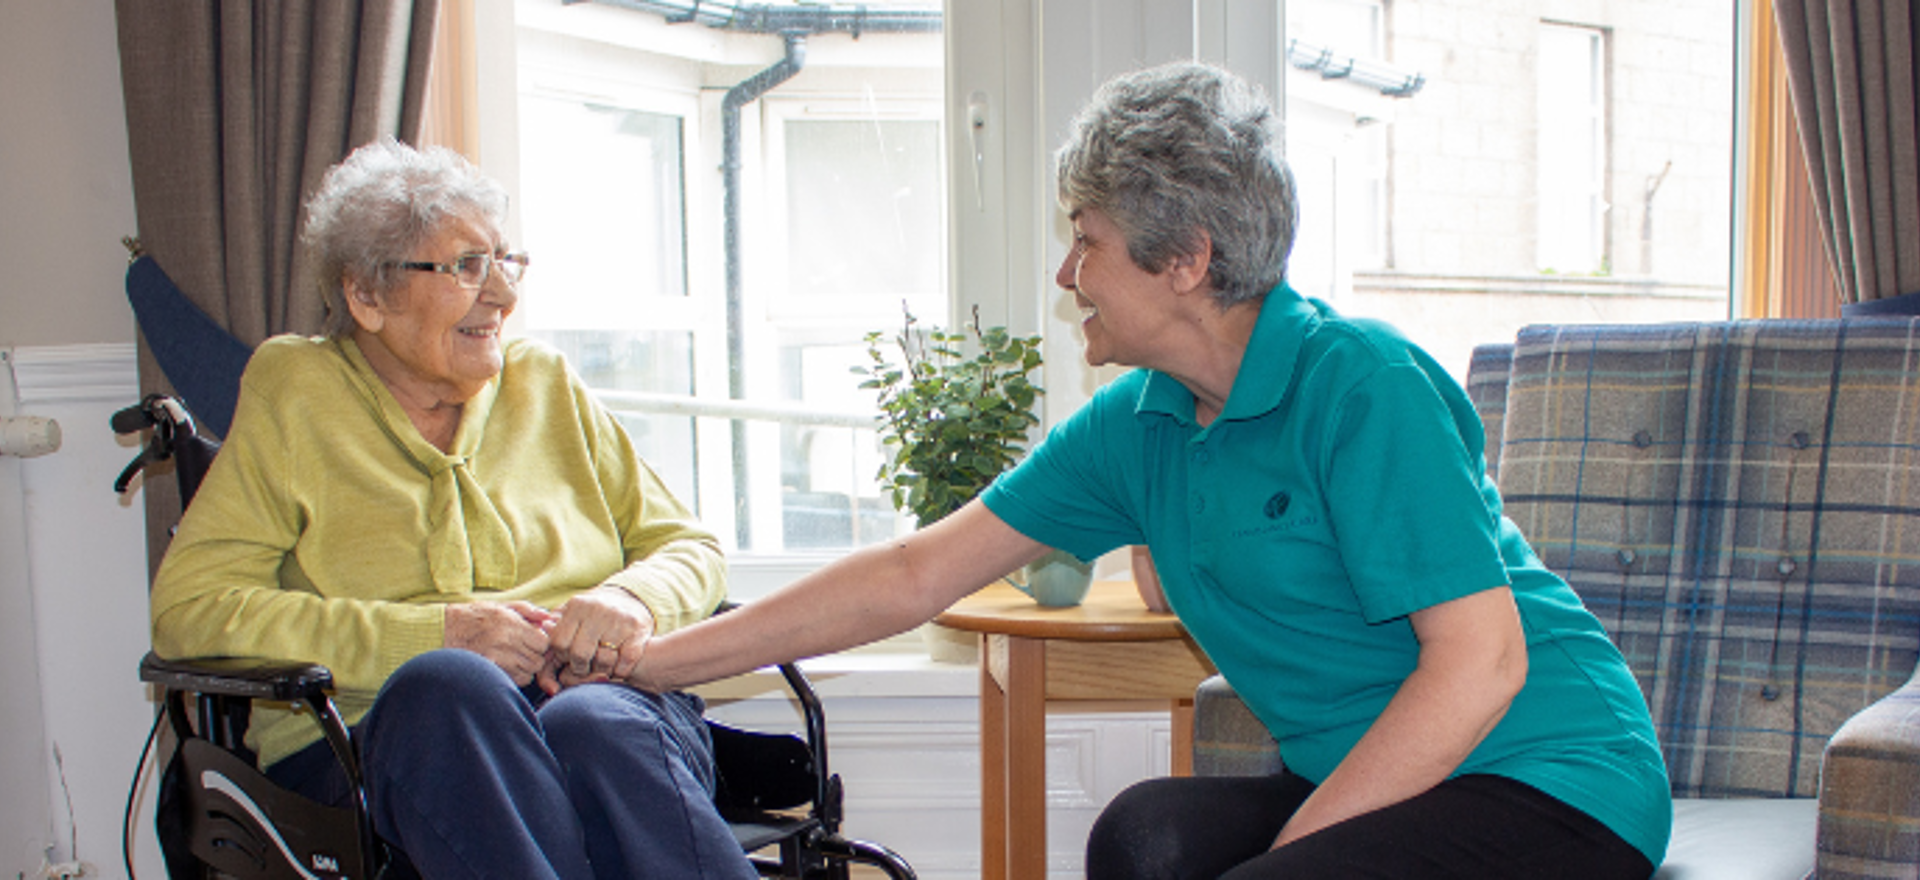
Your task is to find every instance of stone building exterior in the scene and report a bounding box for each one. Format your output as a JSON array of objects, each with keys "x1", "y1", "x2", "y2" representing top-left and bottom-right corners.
[{"x1": 1287, "y1": 0, "x2": 1734, "y2": 376}]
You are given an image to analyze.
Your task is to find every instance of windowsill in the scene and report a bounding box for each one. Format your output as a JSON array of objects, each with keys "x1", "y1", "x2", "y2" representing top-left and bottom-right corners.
[
  {"x1": 1351, "y1": 269, "x2": 1728, "y2": 299},
  {"x1": 723, "y1": 553, "x2": 865, "y2": 603},
  {"x1": 692, "y1": 631, "x2": 980, "y2": 702}
]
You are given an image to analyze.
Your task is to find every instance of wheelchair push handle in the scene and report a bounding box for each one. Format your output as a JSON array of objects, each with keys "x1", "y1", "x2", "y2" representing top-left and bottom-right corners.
[{"x1": 110, "y1": 394, "x2": 217, "y2": 500}]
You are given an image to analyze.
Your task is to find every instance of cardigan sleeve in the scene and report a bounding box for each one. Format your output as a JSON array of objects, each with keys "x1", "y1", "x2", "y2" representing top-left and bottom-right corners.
[
  {"x1": 575, "y1": 374, "x2": 727, "y2": 634},
  {"x1": 148, "y1": 339, "x2": 444, "y2": 693}
]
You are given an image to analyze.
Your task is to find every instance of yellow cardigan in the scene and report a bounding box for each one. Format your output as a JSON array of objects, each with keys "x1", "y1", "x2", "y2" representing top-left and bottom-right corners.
[{"x1": 150, "y1": 335, "x2": 727, "y2": 766}]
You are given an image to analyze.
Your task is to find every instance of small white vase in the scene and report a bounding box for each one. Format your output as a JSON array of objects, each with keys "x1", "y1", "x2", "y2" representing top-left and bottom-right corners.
[{"x1": 1013, "y1": 549, "x2": 1094, "y2": 607}]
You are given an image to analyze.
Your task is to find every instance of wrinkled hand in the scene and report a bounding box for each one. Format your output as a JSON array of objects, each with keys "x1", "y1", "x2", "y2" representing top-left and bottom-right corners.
[
  {"x1": 443, "y1": 601, "x2": 557, "y2": 686},
  {"x1": 537, "y1": 585, "x2": 655, "y2": 694}
]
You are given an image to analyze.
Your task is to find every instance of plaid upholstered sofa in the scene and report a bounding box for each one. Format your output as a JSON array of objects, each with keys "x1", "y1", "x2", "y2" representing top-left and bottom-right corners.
[{"x1": 1193, "y1": 319, "x2": 1920, "y2": 879}]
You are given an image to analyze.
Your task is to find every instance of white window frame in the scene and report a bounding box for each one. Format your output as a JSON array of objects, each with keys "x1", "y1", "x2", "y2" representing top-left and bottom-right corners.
[
  {"x1": 758, "y1": 93, "x2": 948, "y2": 325},
  {"x1": 514, "y1": 38, "x2": 738, "y2": 527}
]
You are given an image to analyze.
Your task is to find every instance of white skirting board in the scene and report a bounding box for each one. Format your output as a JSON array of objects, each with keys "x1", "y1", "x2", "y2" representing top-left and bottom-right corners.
[{"x1": 2, "y1": 343, "x2": 151, "y2": 878}]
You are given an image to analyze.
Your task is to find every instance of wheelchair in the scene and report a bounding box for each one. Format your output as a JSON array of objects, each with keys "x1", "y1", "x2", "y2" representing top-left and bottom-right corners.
[{"x1": 118, "y1": 392, "x2": 915, "y2": 879}]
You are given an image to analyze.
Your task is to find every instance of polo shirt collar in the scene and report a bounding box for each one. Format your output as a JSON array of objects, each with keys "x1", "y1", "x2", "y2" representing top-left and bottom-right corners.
[{"x1": 1136, "y1": 284, "x2": 1319, "y2": 427}]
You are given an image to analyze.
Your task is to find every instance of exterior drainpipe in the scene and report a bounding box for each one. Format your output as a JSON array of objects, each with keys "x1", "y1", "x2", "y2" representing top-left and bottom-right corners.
[
  {"x1": 721, "y1": 30, "x2": 805, "y2": 547},
  {"x1": 564, "y1": 2, "x2": 938, "y2": 546}
]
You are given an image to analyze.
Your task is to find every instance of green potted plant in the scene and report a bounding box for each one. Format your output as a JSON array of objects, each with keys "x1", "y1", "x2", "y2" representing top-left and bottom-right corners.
[
  {"x1": 856, "y1": 306, "x2": 1093, "y2": 622},
  {"x1": 856, "y1": 305, "x2": 1044, "y2": 528}
]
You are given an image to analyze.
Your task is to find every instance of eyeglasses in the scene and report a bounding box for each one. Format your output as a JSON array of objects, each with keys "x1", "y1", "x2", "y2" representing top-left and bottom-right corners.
[{"x1": 395, "y1": 251, "x2": 530, "y2": 289}]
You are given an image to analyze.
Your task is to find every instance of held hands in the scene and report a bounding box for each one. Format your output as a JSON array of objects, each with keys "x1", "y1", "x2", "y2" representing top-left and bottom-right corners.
[
  {"x1": 442, "y1": 588, "x2": 656, "y2": 692},
  {"x1": 443, "y1": 600, "x2": 558, "y2": 686},
  {"x1": 536, "y1": 585, "x2": 656, "y2": 695}
]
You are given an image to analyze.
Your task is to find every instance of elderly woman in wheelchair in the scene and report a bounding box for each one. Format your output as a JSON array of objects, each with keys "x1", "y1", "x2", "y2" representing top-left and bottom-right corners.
[{"x1": 148, "y1": 138, "x2": 758, "y2": 879}]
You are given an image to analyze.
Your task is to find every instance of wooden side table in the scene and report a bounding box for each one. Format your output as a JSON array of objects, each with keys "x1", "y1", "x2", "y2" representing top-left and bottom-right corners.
[{"x1": 934, "y1": 580, "x2": 1216, "y2": 880}]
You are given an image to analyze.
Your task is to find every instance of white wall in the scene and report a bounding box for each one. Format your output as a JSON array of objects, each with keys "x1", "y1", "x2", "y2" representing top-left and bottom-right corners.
[
  {"x1": 0, "y1": 2, "x2": 145, "y2": 877},
  {"x1": 0, "y1": 355, "x2": 57, "y2": 876},
  {"x1": 0, "y1": 2, "x2": 140, "y2": 348},
  {"x1": 1, "y1": 347, "x2": 151, "y2": 878}
]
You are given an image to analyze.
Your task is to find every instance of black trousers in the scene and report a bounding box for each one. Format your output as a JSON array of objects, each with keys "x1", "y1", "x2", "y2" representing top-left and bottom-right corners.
[{"x1": 1085, "y1": 771, "x2": 1654, "y2": 880}]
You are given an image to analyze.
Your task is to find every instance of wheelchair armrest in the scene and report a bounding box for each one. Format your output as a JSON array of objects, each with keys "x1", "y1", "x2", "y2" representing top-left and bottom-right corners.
[
  {"x1": 1815, "y1": 665, "x2": 1920, "y2": 875},
  {"x1": 139, "y1": 651, "x2": 334, "y2": 702}
]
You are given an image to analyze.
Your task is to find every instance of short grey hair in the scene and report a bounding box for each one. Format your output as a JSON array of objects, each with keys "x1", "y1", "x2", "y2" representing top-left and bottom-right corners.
[
  {"x1": 1055, "y1": 62, "x2": 1297, "y2": 308},
  {"x1": 302, "y1": 138, "x2": 508, "y2": 338}
]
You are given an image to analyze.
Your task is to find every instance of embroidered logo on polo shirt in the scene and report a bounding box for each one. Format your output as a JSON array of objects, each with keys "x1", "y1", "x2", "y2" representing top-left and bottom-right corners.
[{"x1": 1231, "y1": 488, "x2": 1318, "y2": 538}]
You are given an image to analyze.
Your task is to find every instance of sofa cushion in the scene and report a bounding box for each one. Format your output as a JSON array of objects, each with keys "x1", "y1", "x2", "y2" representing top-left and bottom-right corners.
[{"x1": 1653, "y1": 798, "x2": 1815, "y2": 880}]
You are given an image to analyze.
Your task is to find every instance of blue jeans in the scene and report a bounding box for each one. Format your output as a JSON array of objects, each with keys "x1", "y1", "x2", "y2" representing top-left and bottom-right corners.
[{"x1": 266, "y1": 649, "x2": 756, "y2": 880}]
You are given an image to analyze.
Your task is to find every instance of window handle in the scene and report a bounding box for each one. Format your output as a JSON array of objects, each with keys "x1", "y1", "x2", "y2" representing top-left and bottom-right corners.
[{"x1": 967, "y1": 91, "x2": 989, "y2": 211}]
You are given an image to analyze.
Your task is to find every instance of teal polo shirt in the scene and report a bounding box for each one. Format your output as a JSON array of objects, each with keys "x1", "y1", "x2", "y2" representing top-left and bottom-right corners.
[{"x1": 982, "y1": 286, "x2": 1671, "y2": 864}]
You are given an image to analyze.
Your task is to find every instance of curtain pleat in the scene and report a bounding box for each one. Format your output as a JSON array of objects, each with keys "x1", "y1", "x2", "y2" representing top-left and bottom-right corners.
[
  {"x1": 114, "y1": 0, "x2": 440, "y2": 574},
  {"x1": 1774, "y1": 0, "x2": 1920, "y2": 305}
]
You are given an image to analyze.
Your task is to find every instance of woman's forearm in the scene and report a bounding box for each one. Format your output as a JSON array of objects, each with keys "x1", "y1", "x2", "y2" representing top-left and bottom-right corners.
[
  {"x1": 1274, "y1": 655, "x2": 1518, "y2": 846},
  {"x1": 1275, "y1": 587, "x2": 1527, "y2": 848},
  {"x1": 635, "y1": 542, "x2": 929, "y2": 689},
  {"x1": 634, "y1": 500, "x2": 1045, "y2": 691}
]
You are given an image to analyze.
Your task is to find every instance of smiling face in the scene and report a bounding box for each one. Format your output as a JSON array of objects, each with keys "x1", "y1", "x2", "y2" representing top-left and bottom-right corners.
[
  {"x1": 346, "y1": 216, "x2": 518, "y2": 408},
  {"x1": 1056, "y1": 206, "x2": 1180, "y2": 369}
]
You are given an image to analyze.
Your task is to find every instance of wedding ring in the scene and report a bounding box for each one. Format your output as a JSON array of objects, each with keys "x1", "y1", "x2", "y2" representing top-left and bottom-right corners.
[{"x1": 597, "y1": 640, "x2": 620, "y2": 650}]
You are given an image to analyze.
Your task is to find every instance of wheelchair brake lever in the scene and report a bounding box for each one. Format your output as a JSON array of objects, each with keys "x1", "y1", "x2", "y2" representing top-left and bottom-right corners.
[{"x1": 112, "y1": 448, "x2": 153, "y2": 495}]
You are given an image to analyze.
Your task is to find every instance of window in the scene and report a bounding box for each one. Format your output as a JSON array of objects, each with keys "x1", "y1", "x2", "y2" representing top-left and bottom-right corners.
[
  {"x1": 481, "y1": 0, "x2": 1737, "y2": 593},
  {"x1": 508, "y1": 0, "x2": 945, "y2": 578},
  {"x1": 1536, "y1": 23, "x2": 1609, "y2": 274},
  {"x1": 518, "y1": 95, "x2": 701, "y2": 503},
  {"x1": 761, "y1": 99, "x2": 946, "y2": 550}
]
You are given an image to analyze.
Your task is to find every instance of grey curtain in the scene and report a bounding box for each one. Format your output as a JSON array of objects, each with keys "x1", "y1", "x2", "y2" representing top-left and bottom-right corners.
[
  {"x1": 1773, "y1": 0, "x2": 1920, "y2": 308},
  {"x1": 115, "y1": 1, "x2": 440, "y2": 571}
]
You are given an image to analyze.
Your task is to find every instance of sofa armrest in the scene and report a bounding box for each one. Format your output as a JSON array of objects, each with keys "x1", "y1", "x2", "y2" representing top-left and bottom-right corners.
[
  {"x1": 1193, "y1": 674, "x2": 1285, "y2": 777},
  {"x1": 1815, "y1": 666, "x2": 1920, "y2": 875}
]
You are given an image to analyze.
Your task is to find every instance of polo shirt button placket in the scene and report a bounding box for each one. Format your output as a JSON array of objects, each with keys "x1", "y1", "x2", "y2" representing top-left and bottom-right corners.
[{"x1": 1191, "y1": 445, "x2": 1210, "y2": 514}]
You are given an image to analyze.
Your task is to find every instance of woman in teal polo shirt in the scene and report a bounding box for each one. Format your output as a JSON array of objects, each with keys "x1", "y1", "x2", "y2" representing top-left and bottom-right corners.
[{"x1": 619, "y1": 61, "x2": 1669, "y2": 878}]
